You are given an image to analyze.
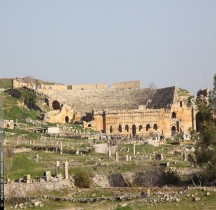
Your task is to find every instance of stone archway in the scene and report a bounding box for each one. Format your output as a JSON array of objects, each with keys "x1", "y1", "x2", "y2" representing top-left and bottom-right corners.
[
  {"x1": 132, "y1": 124, "x2": 136, "y2": 136},
  {"x1": 119, "y1": 124, "x2": 122, "y2": 133},
  {"x1": 171, "y1": 126, "x2": 176, "y2": 136},
  {"x1": 52, "y1": 100, "x2": 61, "y2": 110},
  {"x1": 139, "y1": 125, "x2": 143, "y2": 131},
  {"x1": 171, "y1": 112, "x2": 176, "y2": 118},
  {"x1": 146, "y1": 124, "x2": 151, "y2": 131},
  {"x1": 125, "y1": 125, "x2": 129, "y2": 132},
  {"x1": 65, "y1": 116, "x2": 69, "y2": 123},
  {"x1": 153, "y1": 124, "x2": 158, "y2": 130},
  {"x1": 110, "y1": 126, "x2": 113, "y2": 133}
]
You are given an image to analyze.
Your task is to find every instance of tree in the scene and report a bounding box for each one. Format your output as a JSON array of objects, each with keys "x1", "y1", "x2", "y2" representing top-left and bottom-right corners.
[
  {"x1": 212, "y1": 74, "x2": 216, "y2": 107},
  {"x1": 195, "y1": 74, "x2": 216, "y2": 182}
]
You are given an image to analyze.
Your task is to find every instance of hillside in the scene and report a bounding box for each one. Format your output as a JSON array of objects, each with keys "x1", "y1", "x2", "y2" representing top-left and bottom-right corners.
[
  {"x1": 0, "y1": 78, "x2": 12, "y2": 89},
  {"x1": 2, "y1": 90, "x2": 41, "y2": 122}
]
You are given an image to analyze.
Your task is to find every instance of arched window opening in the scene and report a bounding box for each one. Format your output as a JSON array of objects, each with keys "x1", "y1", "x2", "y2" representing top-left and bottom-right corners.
[
  {"x1": 125, "y1": 125, "x2": 129, "y2": 132},
  {"x1": 171, "y1": 126, "x2": 177, "y2": 136},
  {"x1": 153, "y1": 124, "x2": 158, "y2": 130},
  {"x1": 139, "y1": 125, "x2": 143, "y2": 131},
  {"x1": 132, "y1": 124, "x2": 136, "y2": 136},
  {"x1": 88, "y1": 124, "x2": 91, "y2": 128},
  {"x1": 172, "y1": 112, "x2": 176, "y2": 118},
  {"x1": 119, "y1": 124, "x2": 122, "y2": 133},
  {"x1": 110, "y1": 126, "x2": 113, "y2": 133},
  {"x1": 146, "y1": 124, "x2": 151, "y2": 131},
  {"x1": 65, "y1": 116, "x2": 69, "y2": 123},
  {"x1": 52, "y1": 100, "x2": 61, "y2": 110},
  {"x1": 180, "y1": 101, "x2": 183, "y2": 107}
]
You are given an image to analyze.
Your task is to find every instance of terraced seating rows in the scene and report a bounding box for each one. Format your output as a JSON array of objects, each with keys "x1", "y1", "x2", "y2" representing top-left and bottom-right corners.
[{"x1": 41, "y1": 86, "x2": 176, "y2": 113}]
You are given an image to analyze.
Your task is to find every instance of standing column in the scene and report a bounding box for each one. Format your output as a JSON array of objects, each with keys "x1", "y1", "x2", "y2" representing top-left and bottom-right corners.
[
  {"x1": 115, "y1": 152, "x2": 119, "y2": 162},
  {"x1": 55, "y1": 161, "x2": 60, "y2": 176},
  {"x1": 133, "y1": 143, "x2": 136, "y2": 155},
  {"x1": 64, "y1": 160, "x2": 69, "y2": 179},
  {"x1": 108, "y1": 149, "x2": 112, "y2": 159}
]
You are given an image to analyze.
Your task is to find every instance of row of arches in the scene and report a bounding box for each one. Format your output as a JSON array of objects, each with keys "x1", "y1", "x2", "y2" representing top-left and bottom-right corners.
[{"x1": 110, "y1": 123, "x2": 158, "y2": 135}]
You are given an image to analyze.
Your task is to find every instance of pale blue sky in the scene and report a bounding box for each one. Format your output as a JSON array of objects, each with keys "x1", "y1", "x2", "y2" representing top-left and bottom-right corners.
[{"x1": 0, "y1": 0, "x2": 216, "y2": 94}]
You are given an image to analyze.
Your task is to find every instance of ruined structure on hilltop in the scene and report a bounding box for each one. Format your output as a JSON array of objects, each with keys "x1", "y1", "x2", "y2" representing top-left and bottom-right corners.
[{"x1": 12, "y1": 78, "x2": 198, "y2": 138}]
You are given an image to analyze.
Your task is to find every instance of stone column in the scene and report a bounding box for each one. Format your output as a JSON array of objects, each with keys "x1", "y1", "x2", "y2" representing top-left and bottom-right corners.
[
  {"x1": 16, "y1": 140, "x2": 19, "y2": 145},
  {"x1": 55, "y1": 161, "x2": 60, "y2": 176},
  {"x1": 64, "y1": 160, "x2": 69, "y2": 180},
  {"x1": 115, "y1": 152, "x2": 119, "y2": 162},
  {"x1": 25, "y1": 174, "x2": 31, "y2": 184},
  {"x1": 183, "y1": 151, "x2": 187, "y2": 161},
  {"x1": 126, "y1": 155, "x2": 129, "y2": 161},
  {"x1": 133, "y1": 143, "x2": 136, "y2": 155},
  {"x1": 108, "y1": 149, "x2": 112, "y2": 159},
  {"x1": 129, "y1": 156, "x2": 132, "y2": 161}
]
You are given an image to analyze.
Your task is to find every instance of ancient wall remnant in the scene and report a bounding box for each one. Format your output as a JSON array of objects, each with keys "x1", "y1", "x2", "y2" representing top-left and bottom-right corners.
[
  {"x1": 70, "y1": 83, "x2": 108, "y2": 91},
  {"x1": 111, "y1": 80, "x2": 141, "y2": 89}
]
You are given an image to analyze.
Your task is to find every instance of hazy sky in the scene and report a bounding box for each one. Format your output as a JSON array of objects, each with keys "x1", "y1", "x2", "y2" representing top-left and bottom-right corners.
[{"x1": 0, "y1": 0, "x2": 216, "y2": 94}]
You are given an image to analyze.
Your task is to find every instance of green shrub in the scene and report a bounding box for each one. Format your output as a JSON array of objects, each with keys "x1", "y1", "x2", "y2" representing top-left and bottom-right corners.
[{"x1": 74, "y1": 168, "x2": 93, "y2": 188}]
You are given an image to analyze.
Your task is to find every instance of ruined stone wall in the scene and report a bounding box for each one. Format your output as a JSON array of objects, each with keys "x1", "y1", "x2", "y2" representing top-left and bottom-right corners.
[
  {"x1": 12, "y1": 79, "x2": 36, "y2": 90},
  {"x1": 12, "y1": 79, "x2": 67, "y2": 91},
  {"x1": 89, "y1": 88, "x2": 194, "y2": 138},
  {"x1": 111, "y1": 80, "x2": 141, "y2": 89},
  {"x1": 70, "y1": 83, "x2": 108, "y2": 91},
  {"x1": 39, "y1": 84, "x2": 67, "y2": 91},
  {"x1": 4, "y1": 180, "x2": 72, "y2": 197},
  {"x1": 100, "y1": 108, "x2": 164, "y2": 137},
  {"x1": 95, "y1": 104, "x2": 193, "y2": 138},
  {"x1": 44, "y1": 105, "x2": 74, "y2": 124}
]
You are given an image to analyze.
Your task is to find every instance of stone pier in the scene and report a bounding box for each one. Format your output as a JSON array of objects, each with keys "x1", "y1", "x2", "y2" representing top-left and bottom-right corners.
[
  {"x1": 55, "y1": 161, "x2": 60, "y2": 176},
  {"x1": 64, "y1": 160, "x2": 69, "y2": 180},
  {"x1": 115, "y1": 152, "x2": 119, "y2": 162}
]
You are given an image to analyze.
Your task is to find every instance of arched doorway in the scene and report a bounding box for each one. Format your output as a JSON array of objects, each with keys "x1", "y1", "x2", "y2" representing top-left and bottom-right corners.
[
  {"x1": 132, "y1": 124, "x2": 136, "y2": 136},
  {"x1": 153, "y1": 124, "x2": 158, "y2": 130},
  {"x1": 171, "y1": 112, "x2": 176, "y2": 118},
  {"x1": 146, "y1": 124, "x2": 151, "y2": 131},
  {"x1": 125, "y1": 125, "x2": 129, "y2": 132},
  {"x1": 139, "y1": 125, "x2": 143, "y2": 131},
  {"x1": 65, "y1": 116, "x2": 69, "y2": 123},
  {"x1": 52, "y1": 100, "x2": 61, "y2": 110},
  {"x1": 110, "y1": 126, "x2": 113, "y2": 133},
  {"x1": 171, "y1": 126, "x2": 176, "y2": 136},
  {"x1": 119, "y1": 124, "x2": 122, "y2": 133},
  {"x1": 196, "y1": 112, "x2": 202, "y2": 132}
]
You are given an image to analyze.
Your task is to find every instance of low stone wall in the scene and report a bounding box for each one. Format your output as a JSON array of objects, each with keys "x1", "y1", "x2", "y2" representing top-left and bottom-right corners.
[
  {"x1": 13, "y1": 148, "x2": 32, "y2": 154},
  {"x1": 4, "y1": 180, "x2": 73, "y2": 197}
]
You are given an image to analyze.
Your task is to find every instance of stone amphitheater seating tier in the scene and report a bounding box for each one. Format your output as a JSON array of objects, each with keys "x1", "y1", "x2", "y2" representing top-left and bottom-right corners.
[
  {"x1": 44, "y1": 86, "x2": 176, "y2": 113},
  {"x1": 147, "y1": 87, "x2": 175, "y2": 109}
]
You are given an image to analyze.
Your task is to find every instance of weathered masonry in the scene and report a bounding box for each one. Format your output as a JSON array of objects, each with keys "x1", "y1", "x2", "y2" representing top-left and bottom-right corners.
[
  {"x1": 87, "y1": 86, "x2": 197, "y2": 138},
  {"x1": 12, "y1": 79, "x2": 198, "y2": 138}
]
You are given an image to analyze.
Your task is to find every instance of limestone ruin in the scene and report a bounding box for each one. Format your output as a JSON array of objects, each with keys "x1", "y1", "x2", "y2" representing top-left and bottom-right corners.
[{"x1": 12, "y1": 78, "x2": 199, "y2": 138}]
